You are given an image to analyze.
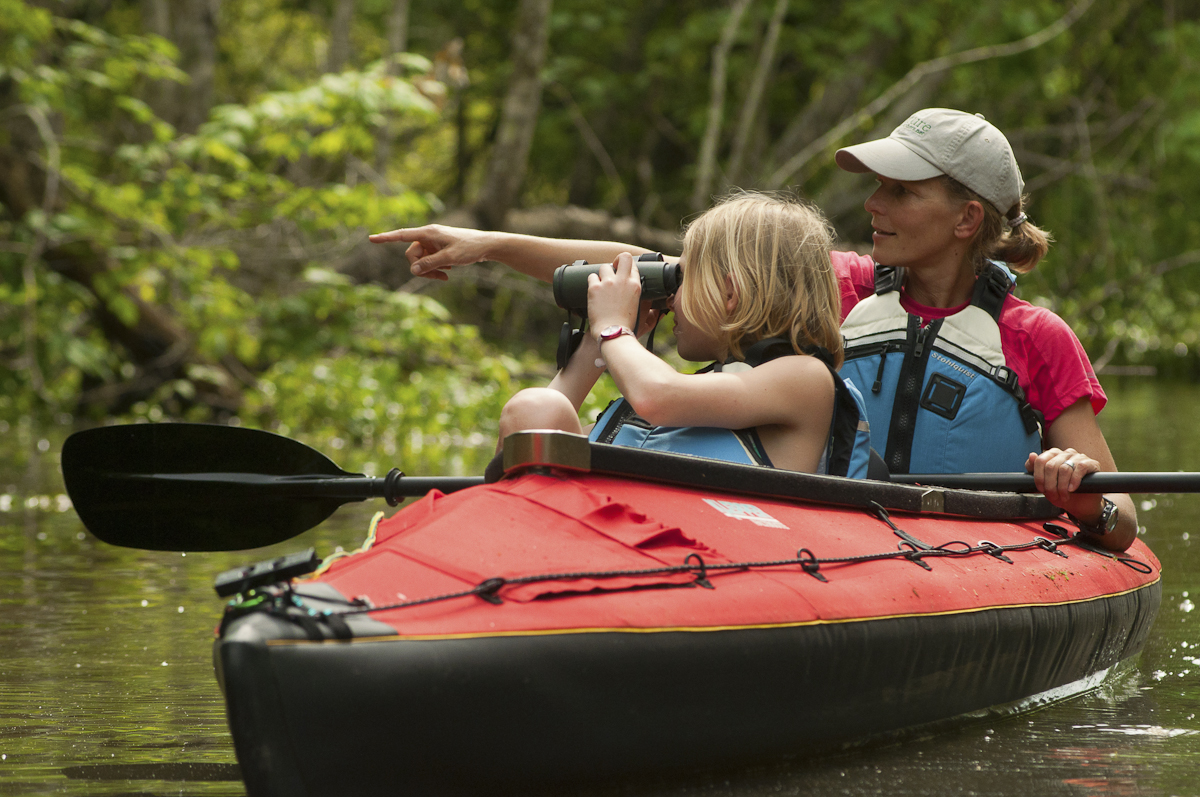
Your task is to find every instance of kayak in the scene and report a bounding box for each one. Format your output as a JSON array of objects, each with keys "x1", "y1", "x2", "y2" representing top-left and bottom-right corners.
[{"x1": 213, "y1": 431, "x2": 1161, "y2": 797}]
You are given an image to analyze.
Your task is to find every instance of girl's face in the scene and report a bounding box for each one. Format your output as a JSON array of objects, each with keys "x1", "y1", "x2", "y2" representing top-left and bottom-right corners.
[
  {"x1": 864, "y1": 176, "x2": 970, "y2": 273},
  {"x1": 667, "y1": 275, "x2": 727, "y2": 363}
]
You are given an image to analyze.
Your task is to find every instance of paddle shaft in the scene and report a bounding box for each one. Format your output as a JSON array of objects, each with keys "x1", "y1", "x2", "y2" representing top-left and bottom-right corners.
[
  {"x1": 136, "y1": 469, "x2": 1200, "y2": 496},
  {"x1": 894, "y1": 472, "x2": 1200, "y2": 493},
  {"x1": 133, "y1": 472, "x2": 485, "y2": 500}
]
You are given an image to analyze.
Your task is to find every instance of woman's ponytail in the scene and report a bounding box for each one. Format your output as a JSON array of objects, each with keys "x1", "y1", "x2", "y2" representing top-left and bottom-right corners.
[
  {"x1": 942, "y1": 177, "x2": 1052, "y2": 275},
  {"x1": 991, "y1": 199, "x2": 1052, "y2": 274}
]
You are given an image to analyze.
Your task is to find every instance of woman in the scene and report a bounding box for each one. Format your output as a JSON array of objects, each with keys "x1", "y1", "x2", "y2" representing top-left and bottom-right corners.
[
  {"x1": 831, "y1": 109, "x2": 1134, "y2": 551},
  {"x1": 495, "y1": 193, "x2": 870, "y2": 477},
  {"x1": 369, "y1": 109, "x2": 1135, "y2": 552}
]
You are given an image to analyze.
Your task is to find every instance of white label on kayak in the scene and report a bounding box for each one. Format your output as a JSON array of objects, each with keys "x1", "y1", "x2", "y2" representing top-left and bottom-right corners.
[{"x1": 702, "y1": 499, "x2": 788, "y2": 529}]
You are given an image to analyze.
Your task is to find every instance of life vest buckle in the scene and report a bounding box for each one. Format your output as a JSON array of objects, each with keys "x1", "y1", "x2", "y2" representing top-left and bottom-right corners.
[{"x1": 994, "y1": 365, "x2": 1020, "y2": 392}]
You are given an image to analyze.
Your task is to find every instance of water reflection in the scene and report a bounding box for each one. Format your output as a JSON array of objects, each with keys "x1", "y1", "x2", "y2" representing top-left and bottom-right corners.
[
  {"x1": 62, "y1": 763, "x2": 242, "y2": 781},
  {"x1": 2, "y1": 378, "x2": 1199, "y2": 796}
]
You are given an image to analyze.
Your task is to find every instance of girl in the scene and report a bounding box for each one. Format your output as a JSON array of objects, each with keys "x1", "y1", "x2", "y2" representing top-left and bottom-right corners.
[{"x1": 494, "y1": 193, "x2": 870, "y2": 477}]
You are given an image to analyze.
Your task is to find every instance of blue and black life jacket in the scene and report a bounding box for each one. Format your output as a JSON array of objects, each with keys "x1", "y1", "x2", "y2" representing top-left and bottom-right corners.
[
  {"x1": 839, "y1": 262, "x2": 1044, "y2": 475},
  {"x1": 588, "y1": 338, "x2": 872, "y2": 479}
]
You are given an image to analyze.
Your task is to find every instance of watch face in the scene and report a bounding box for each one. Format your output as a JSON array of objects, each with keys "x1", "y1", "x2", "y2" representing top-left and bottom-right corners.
[{"x1": 600, "y1": 325, "x2": 627, "y2": 340}]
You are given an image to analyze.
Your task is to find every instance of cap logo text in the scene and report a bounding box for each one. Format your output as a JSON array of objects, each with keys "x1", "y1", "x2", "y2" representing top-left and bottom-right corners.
[{"x1": 903, "y1": 118, "x2": 932, "y2": 136}]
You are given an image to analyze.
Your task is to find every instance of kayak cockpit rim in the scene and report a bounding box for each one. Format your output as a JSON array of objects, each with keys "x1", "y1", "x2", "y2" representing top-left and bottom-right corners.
[{"x1": 499, "y1": 430, "x2": 1058, "y2": 521}]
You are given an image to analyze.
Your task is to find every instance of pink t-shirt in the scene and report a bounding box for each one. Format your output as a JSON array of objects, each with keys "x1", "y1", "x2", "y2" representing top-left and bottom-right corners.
[{"x1": 833, "y1": 251, "x2": 1105, "y2": 427}]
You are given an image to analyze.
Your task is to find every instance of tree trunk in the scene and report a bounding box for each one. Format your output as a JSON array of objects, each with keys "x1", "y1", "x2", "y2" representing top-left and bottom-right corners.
[
  {"x1": 140, "y1": 0, "x2": 177, "y2": 123},
  {"x1": 142, "y1": 0, "x2": 221, "y2": 133},
  {"x1": 564, "y1": 0, "x2": 665, "y2": 211},
  {"x1": 502, "y1": 205, "x2": 682, "y2": 255},
  {"x1": 374, "y1": 0, "x2": 412, "y2": 173},
  {"x1": 327, "y1": 0, "x2": 356, "y2": 73},
  {"x1": 172, "y1": 0, "x2": 221, "y2": 133},
  {"x1": 726, "y1": 0, "x2": 789, "y2": 187},
  {"x1": 386, "y1": 0, "x2": 410, "y2": 59},
  {"x1": 690, "y1": 0, "x2": 753, "y2": 212},
  {"x1": 473, "y1": 0, "x2": 553, "y2": 230}
]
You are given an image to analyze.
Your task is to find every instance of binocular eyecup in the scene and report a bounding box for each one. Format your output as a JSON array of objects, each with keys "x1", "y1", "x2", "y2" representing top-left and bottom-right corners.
[{"x1": 551, "y1": 252, "x2": 681, "y2": 315}]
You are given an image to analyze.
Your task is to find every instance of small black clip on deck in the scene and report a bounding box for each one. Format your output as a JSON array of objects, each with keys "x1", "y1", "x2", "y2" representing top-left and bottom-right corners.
[{"x1": 214, "y1": 548, "x2": 321, "y2": 598}]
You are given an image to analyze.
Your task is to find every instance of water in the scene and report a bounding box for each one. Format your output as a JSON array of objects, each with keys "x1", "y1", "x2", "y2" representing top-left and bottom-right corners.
[{"x1": 2, "y1": 378, "x2": 1198, "y2": 796}]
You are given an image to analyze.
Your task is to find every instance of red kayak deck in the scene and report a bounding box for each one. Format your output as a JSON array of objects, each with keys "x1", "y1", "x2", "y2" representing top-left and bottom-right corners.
[{"x1": 314, "y1": 470, "x2": 1160, "y2": 638}]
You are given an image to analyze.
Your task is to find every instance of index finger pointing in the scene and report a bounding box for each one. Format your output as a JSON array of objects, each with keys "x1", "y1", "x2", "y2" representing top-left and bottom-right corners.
[{"x1": 368, "y1": 226, "x2": 430, "y2": 244}]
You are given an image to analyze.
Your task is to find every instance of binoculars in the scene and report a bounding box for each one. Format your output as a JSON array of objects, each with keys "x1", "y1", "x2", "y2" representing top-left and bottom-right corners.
[{"x1": 552, "y1": 252, "x2": 682, "y2": 315}]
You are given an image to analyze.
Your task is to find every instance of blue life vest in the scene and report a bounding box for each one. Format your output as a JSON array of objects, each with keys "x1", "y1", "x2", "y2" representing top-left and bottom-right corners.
[
  {"x1": 588, "y1": 338, "x2": 872, "y2": 479},
  {"x1": 839, "y1": 263, "x2": 1044, "y2": 475}
]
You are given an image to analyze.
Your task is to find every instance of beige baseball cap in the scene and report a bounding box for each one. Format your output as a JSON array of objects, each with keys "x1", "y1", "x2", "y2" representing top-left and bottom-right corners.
[{"x1": 835, "y1": 108, "x2": 1024, "y2": 214}]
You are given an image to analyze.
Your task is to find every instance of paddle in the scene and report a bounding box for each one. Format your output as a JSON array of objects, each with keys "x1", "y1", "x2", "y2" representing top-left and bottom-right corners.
[
  {"x1": 61, "y1": 423, "x2": 483, "y2": 552},
  {"x1": 63, "y1": 422, "x2": 1196, "y2": 553}
]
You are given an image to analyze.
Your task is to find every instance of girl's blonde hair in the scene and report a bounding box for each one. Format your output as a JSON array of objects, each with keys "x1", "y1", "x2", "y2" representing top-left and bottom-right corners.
[
  {"x1": 941, "y1": 176, "x2": 1053, "y2": 275},
  {"x1": 676, "y1": 191, "x2": 843, "y2": 366}
]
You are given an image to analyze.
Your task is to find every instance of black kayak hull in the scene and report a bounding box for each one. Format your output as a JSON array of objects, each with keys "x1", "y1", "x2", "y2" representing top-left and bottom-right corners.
[{"x1": 216, "y1": 579, "x2": 1160, "y2": 796}]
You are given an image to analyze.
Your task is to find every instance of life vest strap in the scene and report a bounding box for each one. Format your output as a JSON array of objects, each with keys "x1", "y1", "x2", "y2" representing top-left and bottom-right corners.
[
  {"x1": 874, "y1": 265, "x2": 906, "y2": 295},
  {"x1": 970, "y1": 262, "x2": 1016, "y2": 322}
]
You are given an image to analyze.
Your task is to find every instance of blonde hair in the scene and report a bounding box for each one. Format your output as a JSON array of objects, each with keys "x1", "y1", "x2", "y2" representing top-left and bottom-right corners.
[
  {"x1": 941, "y1": 176, "x2": 1053, "y2": 275},
  {"x1": 676, "y1": 191, "x2": 843, "y2": 366}
]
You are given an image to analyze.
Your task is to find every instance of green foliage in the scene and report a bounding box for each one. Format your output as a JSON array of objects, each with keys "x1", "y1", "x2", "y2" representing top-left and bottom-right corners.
[
  {"x1": 243, "y1": 272, "x2": 544, "y2": 476},
  {"x1": 1, "y1": 1, "x2": 545, "y2": 473}
]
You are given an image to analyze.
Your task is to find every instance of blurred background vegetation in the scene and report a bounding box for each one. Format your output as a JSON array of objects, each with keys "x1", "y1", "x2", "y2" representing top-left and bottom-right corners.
[{"x1": 3, "y1": 0, "x2": 1200, "y2": 474}]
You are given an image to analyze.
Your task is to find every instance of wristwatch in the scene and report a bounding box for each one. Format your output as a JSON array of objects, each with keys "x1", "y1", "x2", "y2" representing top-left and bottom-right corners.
[
  {"x1": 1070, "y1": 497, "x2": 1119, "y2": 536},
  {"x1": 597, "y1": 325, "x2": 635, "y2": 343}
]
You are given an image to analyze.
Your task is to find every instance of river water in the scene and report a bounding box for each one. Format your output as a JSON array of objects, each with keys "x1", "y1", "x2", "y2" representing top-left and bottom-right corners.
[{"x1": 2, "y1": 377, "x2": 1198, "y2": 796}]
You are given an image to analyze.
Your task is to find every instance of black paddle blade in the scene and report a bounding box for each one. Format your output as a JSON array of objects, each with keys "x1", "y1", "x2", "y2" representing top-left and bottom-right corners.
[{"x1": 62, "y1": 423, "x2": 361, "y2": 552}]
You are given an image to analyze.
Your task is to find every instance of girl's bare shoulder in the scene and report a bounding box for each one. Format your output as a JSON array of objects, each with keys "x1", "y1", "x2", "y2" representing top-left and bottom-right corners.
[{"x1": 737, "y1": 353, "x2": 835, "y2": 395}]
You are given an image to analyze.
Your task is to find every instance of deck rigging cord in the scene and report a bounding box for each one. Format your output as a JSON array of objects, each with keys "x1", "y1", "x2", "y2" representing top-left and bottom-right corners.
[{"x1": 220, "y1": 503, "x2": 1154, "y2": 634}]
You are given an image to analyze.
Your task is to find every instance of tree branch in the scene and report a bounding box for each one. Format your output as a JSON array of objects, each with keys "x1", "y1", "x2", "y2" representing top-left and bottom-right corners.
[
  {"x1": 1072, "y1": 98, "x2": 1114, "y2": 278},
  {"x1": 1152, "y1": 249, "x2": 1200, "y2": 278},
  {"x1": 726, "y1": 0, "x2": 788, "y2": 186},
  {"x1": 473, "y1": 0, "x2": 554, "y2": 229},
  {"x1": 765, "y1": 0, "x2": 1096, "y2": 189},
  {"x1": 690, "y1": 0, "x2": 753, "y2": 211}
]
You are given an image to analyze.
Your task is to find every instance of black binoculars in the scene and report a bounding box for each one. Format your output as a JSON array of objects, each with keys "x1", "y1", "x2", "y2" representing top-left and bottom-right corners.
[{"x1": 552, "y1": 252, "x2": 682, "y2": 315}]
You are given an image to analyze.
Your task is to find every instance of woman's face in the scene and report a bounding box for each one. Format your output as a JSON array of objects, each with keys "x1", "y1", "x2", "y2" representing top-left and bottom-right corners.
[{"x1": 864, "y1": 176, "x2": 969, "y2": 273}]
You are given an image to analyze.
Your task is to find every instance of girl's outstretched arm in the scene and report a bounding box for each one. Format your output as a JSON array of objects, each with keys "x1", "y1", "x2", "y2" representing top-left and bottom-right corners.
[{"x1": 368, "y1": 224, "x2": 652, "y2": 282}]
